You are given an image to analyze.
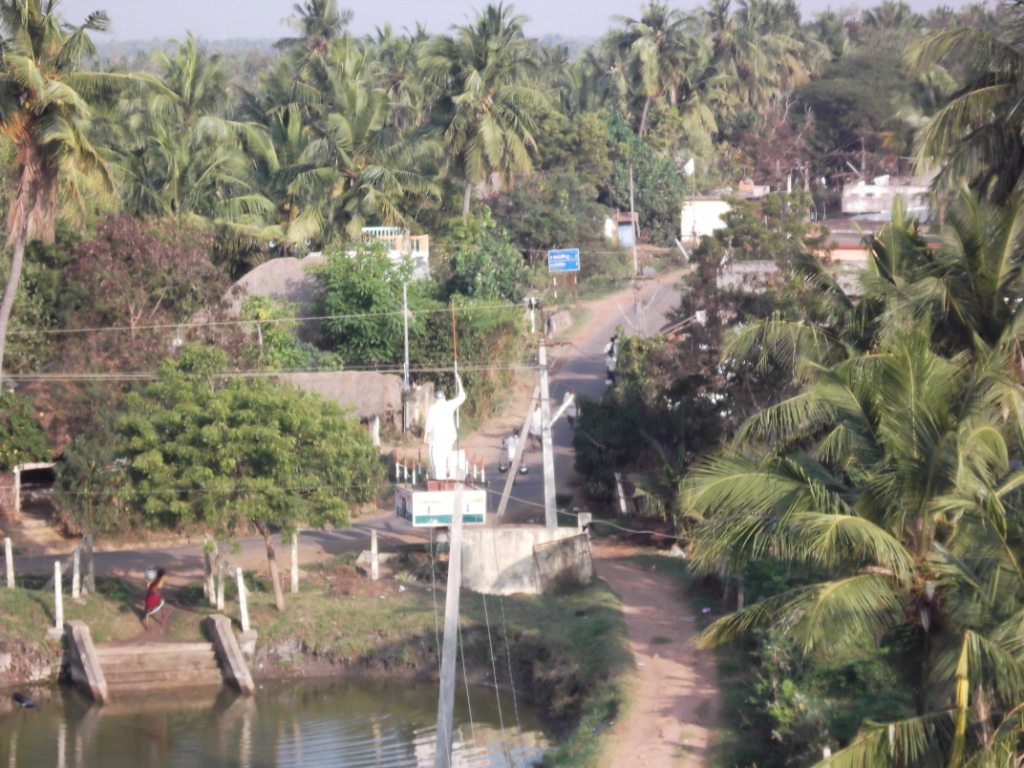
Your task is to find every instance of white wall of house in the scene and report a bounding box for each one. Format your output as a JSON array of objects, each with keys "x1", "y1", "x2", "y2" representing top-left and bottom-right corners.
[
  {"x1": 841, "y1": 180, "x2": 929, "y2": 215},
  {"x1": 680, "y1": 199, "x2": 732, "y2": 244}
]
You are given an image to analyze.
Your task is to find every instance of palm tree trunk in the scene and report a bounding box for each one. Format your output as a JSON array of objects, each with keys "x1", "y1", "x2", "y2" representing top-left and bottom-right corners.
[
  {"x1": 639, "y1": 96, "x2": 652, "y2": 138},
  {"x1": 255, "y1": 519, "x2": 286, "y2": 611},
  {"x1": 0, "y1": 228, "x2": 27, "y2": 386},
  {"x1": 462, "y1": 178, "x2": 473, "y2": 219}
]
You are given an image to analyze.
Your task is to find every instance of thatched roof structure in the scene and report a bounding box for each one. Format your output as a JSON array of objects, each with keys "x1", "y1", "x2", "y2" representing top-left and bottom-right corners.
[
  {"x1": 225, "y1": 254, "x2": 325, "y2": 341},
  {"x1": 279, "y1": 371, "x2": 403, "y2": 420}
]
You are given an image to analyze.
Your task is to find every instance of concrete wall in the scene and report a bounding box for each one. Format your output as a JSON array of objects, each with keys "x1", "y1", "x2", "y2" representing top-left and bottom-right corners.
[
  {"x1": 461, "y1": 527, "x2": 589, "y2": 595},
  {"x1": 534, "y1": 534, "x2": 593, "y2": 595},
  {"x1": 63, "y1": 620, "x2": 107, "y2": 704}
]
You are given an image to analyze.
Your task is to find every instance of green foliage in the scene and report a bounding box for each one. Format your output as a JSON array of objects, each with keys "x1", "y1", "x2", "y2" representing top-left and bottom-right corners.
[
  {"x1": 311, "y1": 242, "x2": 432, "y2": 365},
  {"x1": 0, "y1": 391, "x2": 49, "y2": 471},
  {"x1": 437, "y1": 211, "x2": 531, "y2": 302},
  {"x1": 409, "y1": 297, "x2": 524, "y2": 418},
  {"x1": 56, "y1": 345, "x2": 383, "y2": 538},
  {"x1": 240, "y1": 295, "x2": 342, "y2": 371},
  {"x1": 602, "y1": 111, "x2": 685, "y2": 246},
  {"x1": 703, "y1": 191, "x2": 830, "y2": 263}
]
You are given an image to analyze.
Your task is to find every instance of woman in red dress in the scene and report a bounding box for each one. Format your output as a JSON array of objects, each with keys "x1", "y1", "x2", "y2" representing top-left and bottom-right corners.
[{"x1": 144, "y1": 568, "x2": 166, "y2": 629}]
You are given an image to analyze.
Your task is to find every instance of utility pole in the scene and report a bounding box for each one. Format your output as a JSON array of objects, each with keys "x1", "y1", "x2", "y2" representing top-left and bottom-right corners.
[
  {"x1": 629, "y1": 165, "x2": 645, "y2": 335},
  {"x1": 402, "y1": 283, "x2": 411, "y2": 433},
  {"x1": 434, "y1": 481, "x2": 465, "y2": 768},
  {"x1": 539, "y1": 339, "x2": 557, "y2": 528}
]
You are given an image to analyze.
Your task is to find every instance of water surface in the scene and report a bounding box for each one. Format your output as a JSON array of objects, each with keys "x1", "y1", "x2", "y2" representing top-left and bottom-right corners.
[{"x1": 0, "y1": 677, "x2": 550, "y2": 767}]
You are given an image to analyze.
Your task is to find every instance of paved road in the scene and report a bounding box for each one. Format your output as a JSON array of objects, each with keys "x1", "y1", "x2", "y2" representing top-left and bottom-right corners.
[
  {"x1": 6, "y1": 271, "x2": 685, "y2": 586},
  {"x1": 485, "y1": 271, "x2": 685, "y2": 523}
]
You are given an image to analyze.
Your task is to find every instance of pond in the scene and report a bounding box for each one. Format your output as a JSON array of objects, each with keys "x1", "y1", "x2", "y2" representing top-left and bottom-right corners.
[{"x1": 0, "y1": 677, "x2": 552, "y2": 767}]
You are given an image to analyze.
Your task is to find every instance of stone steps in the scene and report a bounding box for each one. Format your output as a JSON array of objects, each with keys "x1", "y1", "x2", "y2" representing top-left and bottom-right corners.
[{"x1": 95, "y1": 642, "x2": 224, "y2": 690}]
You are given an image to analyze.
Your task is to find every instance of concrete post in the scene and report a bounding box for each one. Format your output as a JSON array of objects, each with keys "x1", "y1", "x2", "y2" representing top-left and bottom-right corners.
[
  {"x1": 539, "y1": 340, "x2": 557, "y2": 528},
  {"x1": 13, "y1": 466, "x2": 20, "y2": 514},
  {"x1": 5, "y1": 536, "x2": 13, "y2": 588},
  {"x1": 72, "y1": 547, "x2": 81, "y2": 600},
  {"x1": 83, "y1": 535, "x2": 94, "y2": 595},
  {"x1": 236, "y1": 567, "x2": 250, "y2": 633},
  {"x1": 370, "y1": 529, "x2": 379, "y2": 581},
  {"x1": 615, "y1": 472, "x2": 628, "y2": 516},
  {"x1": 434, "y1": 482, "x2": 465, "y2": 768},
  {"x1": 53, "y1": 560, "x2": 63, "y2": 630},
  {"x1": 216, "y1": 552, "x2": 225, "y2": 611},
  {"x1": 204, "y1": 546, "x2": 215, "y2": 606},
  {"x1": 290, "y1": 535, "x2": 299, "y2": 595}
]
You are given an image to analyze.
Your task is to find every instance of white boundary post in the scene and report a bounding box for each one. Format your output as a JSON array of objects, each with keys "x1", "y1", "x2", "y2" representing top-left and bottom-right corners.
[
  {"x1": 370, "y1": 530, "x2": 379, "y2": 581},
  {"x1": 5, "y1": 537, "x2": 13, "y2": 588},
  {"x1": 72, "y1": 547, "x2": 81, "y2": 599},
  {"x1": 53, "y1": 561, "x2": 63, "y2": 630},
  {"x1": 290, "y1": 535, "x2": 299, "y2": 595},
  {"x1": 236, "y1": 567, "x2": 250, "y2": 633},
  {"x1": 216, "y1": 552, "x2": 225, "y2": 611}
]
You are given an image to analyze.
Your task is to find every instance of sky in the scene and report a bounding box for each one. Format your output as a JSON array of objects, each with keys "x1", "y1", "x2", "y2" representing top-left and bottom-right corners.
[{"x1": 59, "y1": 0, "x2": 960, "y2": 42}]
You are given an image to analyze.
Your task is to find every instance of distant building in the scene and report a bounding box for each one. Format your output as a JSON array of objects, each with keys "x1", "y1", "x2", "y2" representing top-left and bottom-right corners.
[
  {"x1": 841, "y1": 175, "x2": 930, "y2": 217},
  {"x1": 614, "y1": 211, "x2": 639, "y2": 247},
  {"x1": 680, "y1": 199, "x2": 732, "y2": 246},
  {"x1": 360, "y1": 226, "x2": 430, "y2": 279}
]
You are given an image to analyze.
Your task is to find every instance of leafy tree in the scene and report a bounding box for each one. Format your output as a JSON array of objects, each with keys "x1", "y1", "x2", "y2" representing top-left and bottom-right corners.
[
  {"x1": 102, "y1": 345, "x2": 382, "y2": 611},
  {"x1": 608, "y1": 1, "x2": 691, "y2": 137},
  {"x1": 602, "y1": 110, "x2": 685, "y2": 246},
  {"x1": 311, "y1": 242, "x2": 434, "y2": 365},
  {"x1": 438, "y1": 210, "x2": 530, "y2": 302},
  {"x1": 0, "y1": 390, "x2": 49, "y2": 471},
  {"x1": 55, "y1": 214, "x2": 237, "y2": 373},
  {"x1": 240, "y1": 295, "x2": 342, "y2": 371}
]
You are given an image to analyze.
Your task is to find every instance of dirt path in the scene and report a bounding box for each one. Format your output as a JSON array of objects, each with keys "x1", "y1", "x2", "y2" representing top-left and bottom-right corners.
[{"x1": 594, "y1": 546, "x2": 719, "y2": 768}]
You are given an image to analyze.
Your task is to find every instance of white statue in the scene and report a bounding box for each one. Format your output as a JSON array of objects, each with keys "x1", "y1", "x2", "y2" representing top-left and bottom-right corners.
[{"x1": 423, "y1": 374, "x2": 467, "y2": 479}]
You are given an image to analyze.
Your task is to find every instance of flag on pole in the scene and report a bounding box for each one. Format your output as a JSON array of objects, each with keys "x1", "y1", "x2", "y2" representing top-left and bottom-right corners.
[{"x1": 683, "y1": 157, "x2": 696, "y2": 177}]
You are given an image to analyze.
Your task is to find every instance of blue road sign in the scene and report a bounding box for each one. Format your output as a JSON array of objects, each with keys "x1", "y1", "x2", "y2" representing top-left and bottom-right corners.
[{"x1": 548, "y1": 248, "x2": 581, "y2": 272}]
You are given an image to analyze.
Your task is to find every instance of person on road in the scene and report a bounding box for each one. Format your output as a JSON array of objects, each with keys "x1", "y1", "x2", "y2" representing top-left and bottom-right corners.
[
  {"x1": 144, "y1": 568, "x2": 167, "y2": 630},
  {"x1": 605, "y1": 334, "x2": 619, "y2": 386},
  {"x1": 528, "y1": 405, "x2": 542, "y2": 450}
]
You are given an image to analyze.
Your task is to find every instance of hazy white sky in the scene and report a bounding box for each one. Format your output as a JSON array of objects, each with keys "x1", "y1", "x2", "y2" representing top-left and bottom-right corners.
[{"x1": 59, "y1": 0, "x2": 959, "y2": 41}]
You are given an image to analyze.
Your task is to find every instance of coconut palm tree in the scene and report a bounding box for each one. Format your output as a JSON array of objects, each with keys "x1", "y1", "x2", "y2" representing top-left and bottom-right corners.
[
  {"x1": 909, "y1": 5, "x2": 1024, "y2": 203},
  {"x1": 683, "y1": 330, "x2": 1024, "y2": 765},
  {"x1": 421, "y1": 2, "x2": 546, "y2": 218},
  {"x1": 276, "y1": 0, "x2": 352, "y2": 58},
  {"x1": 609, "y1": 1, "x2": 691, "y2": 136},
  {"x1": 0, "y1": 0, "x2": 135, "y2": 381}
]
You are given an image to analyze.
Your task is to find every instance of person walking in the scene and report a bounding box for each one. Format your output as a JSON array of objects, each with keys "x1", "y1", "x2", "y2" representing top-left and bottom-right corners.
[
  {"x1": 604, "y1": 334, "x2": 619, "y2": 386},
  {"x1": 143, "y1": 568, "x2": 167, "y2": 630}
]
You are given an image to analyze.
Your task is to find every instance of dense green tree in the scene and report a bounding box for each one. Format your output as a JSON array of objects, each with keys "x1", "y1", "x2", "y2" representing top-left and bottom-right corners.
[
  {"x1": 0, "y1": 390, "x2": 49, "y2": 471},
  {"x1": 438, "y1": 210, "x2": 530, "y2": 302},
  {"x1": 112, "y1": 345, "x2": 382, "y2": 611},
  {"x1": 311, "y1": 242, "x2": 433, "y2": 365}
]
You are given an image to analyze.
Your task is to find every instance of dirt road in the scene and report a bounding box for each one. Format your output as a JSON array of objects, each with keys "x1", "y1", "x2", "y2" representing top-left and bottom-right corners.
[{"x1": 595, "y1": 548, "x2": 718, "y2": 768}]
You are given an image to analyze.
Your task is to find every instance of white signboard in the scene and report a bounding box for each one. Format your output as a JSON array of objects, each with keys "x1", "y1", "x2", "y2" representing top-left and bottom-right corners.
[{"x1": 395, "y1": 486, "x2": 487, "y2": 527}]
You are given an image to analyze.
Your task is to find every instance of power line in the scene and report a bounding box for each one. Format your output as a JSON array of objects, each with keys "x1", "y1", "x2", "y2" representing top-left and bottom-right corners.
[{"x1": 6, "y1": 301, "x2": 524, "y2": 338}]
